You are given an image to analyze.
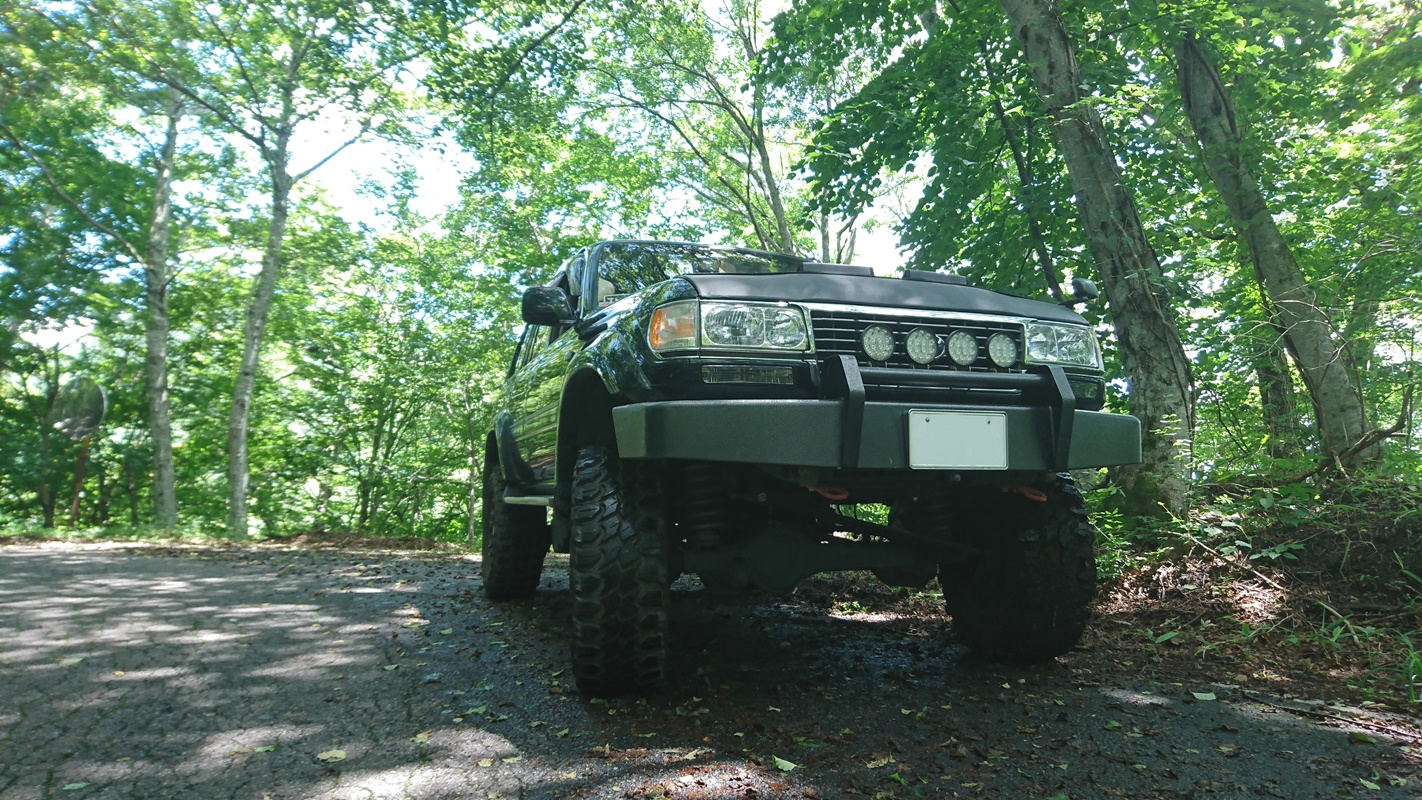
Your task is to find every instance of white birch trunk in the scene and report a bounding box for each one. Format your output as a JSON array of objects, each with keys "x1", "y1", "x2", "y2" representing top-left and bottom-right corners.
[
  {"x1": 145, "y1": 88, "x2": 181, "y2": 529},
  {"x1": 226, "y1": 141, "x2": 292, "y2": 538},
  {"x1": 1176, "y1": 34, "x2": 1373, "y2": 464},
  {"x1": 1000, "y1": 0, "x2": 1196, "y2": 515}
]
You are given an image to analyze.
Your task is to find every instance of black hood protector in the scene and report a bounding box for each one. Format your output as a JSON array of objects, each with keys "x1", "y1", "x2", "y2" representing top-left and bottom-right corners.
[{"x1": 682, "y1": 273, "x2": 1087, "y2": 324}]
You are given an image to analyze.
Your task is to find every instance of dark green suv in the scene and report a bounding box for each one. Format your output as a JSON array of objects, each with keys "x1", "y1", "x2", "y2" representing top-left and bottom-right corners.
[{"x1": 482, "y1": 240, "x2": 1140, "y2": 695}]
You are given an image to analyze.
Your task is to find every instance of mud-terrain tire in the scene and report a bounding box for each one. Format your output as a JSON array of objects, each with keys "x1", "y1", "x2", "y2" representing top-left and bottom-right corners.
[
  {"x1": 568, "y1": 445, "x2": 669, "y2": 696},
  {"x1": 938, "y1": 474, "x2": 1096, "y2": 662},
  {"x1": 479, "y1": 444, "x2": 551, "y2": 600}
]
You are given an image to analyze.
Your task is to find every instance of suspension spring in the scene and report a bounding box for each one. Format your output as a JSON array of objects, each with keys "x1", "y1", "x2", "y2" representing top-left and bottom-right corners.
[
  {"x1": 906, "y1": 491, "x2": 955, "y2": 535},
  {"x1": 682, "y1": 463, "x2": 727, "y2": 550}
]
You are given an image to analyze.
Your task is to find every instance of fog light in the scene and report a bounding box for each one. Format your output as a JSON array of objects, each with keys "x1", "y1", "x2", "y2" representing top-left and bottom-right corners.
[
  {"x1": 987, "y1": 332, "x2": 1017, "y2": 368},
  {"x1": 945, "y1": 330, "x2": 978, "y2": 366},
  {"x1": 905, "y1": 328, "x2": 940, "y2": 365},
  {"x1": 861, "y1": 325, "x2": 895, "y2": 362},
  {"x1": 701, "y1": 365, "x2": 795, "y2": 385}
]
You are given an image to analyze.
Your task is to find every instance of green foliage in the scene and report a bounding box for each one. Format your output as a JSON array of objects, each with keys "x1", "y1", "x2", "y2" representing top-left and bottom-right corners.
[{"x1": 2, "y1": 0, "x2": 1420, "y2": 543}]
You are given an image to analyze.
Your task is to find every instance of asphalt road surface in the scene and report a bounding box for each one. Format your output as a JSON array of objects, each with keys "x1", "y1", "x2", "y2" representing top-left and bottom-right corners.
[{"x1": 2, "y1": 542, "x2": 1418, "y2": 799}]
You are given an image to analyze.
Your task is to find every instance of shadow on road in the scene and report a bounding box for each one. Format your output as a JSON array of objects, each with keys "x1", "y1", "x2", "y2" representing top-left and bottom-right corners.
[{"x1": 1, "y1": 544, "x2": 1417, "y2": 799}]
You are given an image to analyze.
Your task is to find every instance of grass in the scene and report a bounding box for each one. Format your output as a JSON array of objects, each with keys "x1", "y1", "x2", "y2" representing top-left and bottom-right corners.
[{"x1": 1087, "y1": 475, "x2": 1422, "y2": 707}]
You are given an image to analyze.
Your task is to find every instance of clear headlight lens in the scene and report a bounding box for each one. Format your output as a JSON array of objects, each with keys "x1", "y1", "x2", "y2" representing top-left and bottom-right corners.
[
  {"x1": 1025, "y1": 321, "x2": 1102, "y2": 369},
  {"x1": 649, "y1": 300, "x2": 809, "y2": 352}
]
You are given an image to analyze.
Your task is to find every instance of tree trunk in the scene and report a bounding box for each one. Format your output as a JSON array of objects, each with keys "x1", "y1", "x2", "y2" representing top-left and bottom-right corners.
[
  {"x1": 1000, "y1": 0, "x2": 1196, "y2": 515},
  {"x1": 146, "y1": 88, "x2": 181, "y2": 529},
  {"x1": 95, "y1": 460, "x2": 109, "y2": 525},
  {"x1": 1255, "y1": 333, "x2": 1304, "y2": 459},
  {"x1": 68, "y1": 437, "x2": 91, "y2": 527},
  {"x1": 819, "y1": 208, "x2": 831, "y2": 262},
  {"x1": 125, "y1": 463, "x2": 139, "y2": 527},
  {"x1": 1176, "y1": 34, "x2": 1373, "y2": 464},
  {"x1": 37, "y1": 375, "x2": 58, "y2": 528},
  {"x1": 226, "y1": 147, "x2": 292, "y2": 538},
  {"x1": 753, "y1": 122, "x2": 794, "y2": 254}
]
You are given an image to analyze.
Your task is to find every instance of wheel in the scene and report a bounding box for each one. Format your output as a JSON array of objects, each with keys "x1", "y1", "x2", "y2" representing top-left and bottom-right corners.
[
  {"x1": 924, "y1": 474, "x2": 1096, "y2": 662},
  {"x1": 568, "y1": 445, "x2": 669, "y2": 695},
  {"x1": 479, "y1": 443, "x2": 550, "y2": 600}
]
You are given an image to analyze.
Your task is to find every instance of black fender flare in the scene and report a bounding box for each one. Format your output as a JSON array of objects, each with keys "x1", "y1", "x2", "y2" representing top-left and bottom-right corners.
[{"x1": 493, "y1": 410, "x2": 536, "y2": 487}]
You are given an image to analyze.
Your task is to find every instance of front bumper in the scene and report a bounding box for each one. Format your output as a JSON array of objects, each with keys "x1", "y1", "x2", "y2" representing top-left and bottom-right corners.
[{"x1": 612, "y1": 359, "x2": 1141, "y2": 471}]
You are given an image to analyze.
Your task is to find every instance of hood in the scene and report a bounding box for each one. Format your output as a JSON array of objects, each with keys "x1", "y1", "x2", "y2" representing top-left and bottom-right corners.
[{"x1": 681, "y1": 273, "x2": 1088, "y2": 324}]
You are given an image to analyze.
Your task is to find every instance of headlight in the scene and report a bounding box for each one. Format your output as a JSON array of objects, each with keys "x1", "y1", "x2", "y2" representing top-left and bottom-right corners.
[
  {"x1": 649, "y1": 300, "x2": 809, "y2": 352},
  {"x1": 1025, "y1": 321, "x2": 1102, "y2": 370}
]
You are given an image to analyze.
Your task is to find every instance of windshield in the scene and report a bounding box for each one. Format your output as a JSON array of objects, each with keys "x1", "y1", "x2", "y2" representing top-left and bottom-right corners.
[{"x1": 591, "y1": 241, "x2": 802, "y2": 306}]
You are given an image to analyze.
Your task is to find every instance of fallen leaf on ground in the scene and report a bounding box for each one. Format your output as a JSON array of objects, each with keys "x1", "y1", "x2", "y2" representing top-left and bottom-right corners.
[
  {"x1": 1192, "y1": 692, "x2": 1217, "y2": 701},
  {"x1": 316, "y1": 750, "x2": 347, "y2": 763},
  {"x1": 773, "y1": 756, "x2": 797, "y2": 772}
]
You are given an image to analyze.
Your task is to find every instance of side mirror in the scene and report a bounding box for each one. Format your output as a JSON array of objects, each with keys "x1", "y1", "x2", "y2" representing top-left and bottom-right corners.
[
  {"x1": 1061, "y1": 277, "x2": 1100, "y2": 308},
  {"x1": 522, "y1": 286, "x2": 577, "y2": 326}
]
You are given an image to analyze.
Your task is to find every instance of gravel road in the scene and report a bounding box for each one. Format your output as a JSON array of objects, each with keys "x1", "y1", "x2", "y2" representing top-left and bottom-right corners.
[{"x1": 1, "y1": 542, "x2": 1418, "y2": 799}]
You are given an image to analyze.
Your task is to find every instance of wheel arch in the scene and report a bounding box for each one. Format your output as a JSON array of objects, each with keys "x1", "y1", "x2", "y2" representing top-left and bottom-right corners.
[{"x1": 556, "y1": 368, "x2": 619, "y2": 489}]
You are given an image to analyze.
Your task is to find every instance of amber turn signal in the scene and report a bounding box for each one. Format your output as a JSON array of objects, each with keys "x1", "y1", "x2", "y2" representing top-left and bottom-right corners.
[{"x1": 649, "y1": 301, "x2": 699, "y2": 351}]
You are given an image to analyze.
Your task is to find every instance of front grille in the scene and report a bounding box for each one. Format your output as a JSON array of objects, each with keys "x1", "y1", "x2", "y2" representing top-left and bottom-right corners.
[{"x1": 809, "y1": 310, "x2": 1026, "y2": 373}]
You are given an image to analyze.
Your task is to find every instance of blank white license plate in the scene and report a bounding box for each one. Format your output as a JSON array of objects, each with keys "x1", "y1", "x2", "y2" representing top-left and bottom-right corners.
[{"x1": 907, "y1": 410, "x2": 1008, "y2": 469}]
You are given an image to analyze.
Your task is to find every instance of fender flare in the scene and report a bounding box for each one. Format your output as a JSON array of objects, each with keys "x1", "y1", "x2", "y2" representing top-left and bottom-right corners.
[{"x1": 493, "y1": 410, "x2": 536, "y2": 487}]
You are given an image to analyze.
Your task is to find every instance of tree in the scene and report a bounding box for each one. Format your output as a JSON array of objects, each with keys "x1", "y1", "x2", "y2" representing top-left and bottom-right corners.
[
  {"x1": 769, "y1": 0, "x2": 1195, "y2": 513},
  {"x1": 578, "y1": 0, "x2": 801, "y2": 253},
  {"x1": 1, "y1": 6, "x2": 185, "y2": 527},
  {"x1": 1176, "y1": 31, "x2": 1373, "y2": 465},
  {"x1": 430, "y1": 0, "x2": 869, "y2": 257},
  {"x1": 997, "y1": 0, "x2": 1195, "y2": 514},
  {"x1": 90, "y1": 0, "x2": 420, "y2": 536}
]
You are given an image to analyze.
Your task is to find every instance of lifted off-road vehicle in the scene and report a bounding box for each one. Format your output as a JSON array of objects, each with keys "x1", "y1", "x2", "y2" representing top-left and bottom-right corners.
[{"x1": 481, "y1": 240, "x2": 1141, "y2": 695}]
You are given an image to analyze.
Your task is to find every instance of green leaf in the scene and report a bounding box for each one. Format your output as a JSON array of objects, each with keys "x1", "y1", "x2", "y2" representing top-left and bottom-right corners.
[
  {"x1": 1192, "y1": 692, "x2": 1217, "y2": 701},
  {"x1": 772, "y1": 755, "x2": 797, "y2": 771}
]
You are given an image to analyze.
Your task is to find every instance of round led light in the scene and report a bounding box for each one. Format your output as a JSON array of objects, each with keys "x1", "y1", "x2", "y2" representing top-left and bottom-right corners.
[
  {"x1": 987, "y1": 332, "x2": 1017, "y2": 368},
  {"x1": 945, "y1": 330, "x2": 978, "y2": 366},
  {"x1": 861, "y1": 325, "x2": 895, "y2": 362},
  {"x1": 905, "y1": 328, "x2": 940, "y2": 365}
]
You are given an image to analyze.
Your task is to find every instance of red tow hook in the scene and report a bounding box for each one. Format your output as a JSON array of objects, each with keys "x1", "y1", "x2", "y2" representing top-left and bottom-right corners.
[
  {"x1": 812, "y1": 485, "x2": 850, "y2": 501},
  {"x1": 1009, "y1": 485, "x2": 1048, "y2": 502}
]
